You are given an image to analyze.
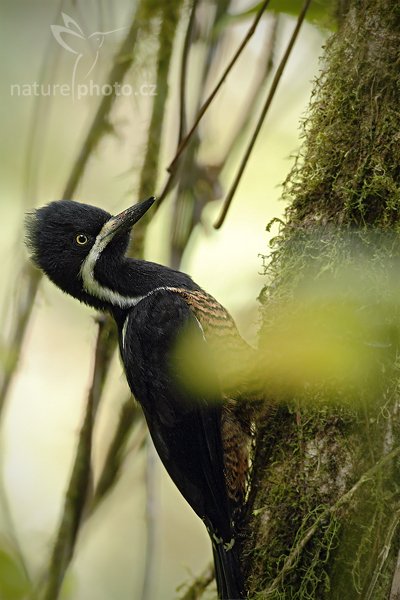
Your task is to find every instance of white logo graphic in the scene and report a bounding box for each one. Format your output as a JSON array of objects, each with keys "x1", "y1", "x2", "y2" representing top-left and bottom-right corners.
[
  {"x1": 51, "y1": 13, "x2": 126, "y2": 100},
  {"x1": 9, "y1": 14, "x2": 157, "y2": 99}
]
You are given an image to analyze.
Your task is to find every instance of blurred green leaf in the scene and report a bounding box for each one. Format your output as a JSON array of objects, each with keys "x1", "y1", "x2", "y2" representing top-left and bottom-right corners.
[
  {"x1": 269, "y1": 0, "x2": 334, "y2": 23},
  {"x1": 0, "y1": 547, "x2": 30, "y2": 599},
  {"x1": 259, "y1": 249, "x2": 400, "y2": 402},
  {"x1": 216, "y1": 0, "x2": 335, "y2": 32}
]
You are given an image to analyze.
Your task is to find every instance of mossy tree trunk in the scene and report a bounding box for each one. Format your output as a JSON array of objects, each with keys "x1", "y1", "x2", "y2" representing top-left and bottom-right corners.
[{"x1": 243, "y1": 1, "x2": 400, "y2": 598}]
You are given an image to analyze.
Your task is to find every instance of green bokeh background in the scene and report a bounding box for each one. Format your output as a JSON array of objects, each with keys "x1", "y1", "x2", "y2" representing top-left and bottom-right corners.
[{"x1": 0, "y1": 1, "x2": 327, "y2": 598}]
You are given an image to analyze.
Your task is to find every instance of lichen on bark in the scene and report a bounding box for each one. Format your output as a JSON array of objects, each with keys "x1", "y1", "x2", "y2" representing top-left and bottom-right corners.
[{"x1": 244, "y1": 2, "x2": 400, "y2": 598}]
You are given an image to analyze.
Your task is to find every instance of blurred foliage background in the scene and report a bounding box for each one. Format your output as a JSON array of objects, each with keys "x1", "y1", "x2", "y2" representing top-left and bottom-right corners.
[{"x1": 0, "y1": 0, "x2": 332, "y2": 598}]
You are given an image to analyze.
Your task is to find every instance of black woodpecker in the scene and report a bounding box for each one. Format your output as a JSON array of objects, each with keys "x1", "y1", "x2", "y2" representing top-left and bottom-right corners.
[{"x1": 25, "y1": 197, "x2": 252, "y2": 600}]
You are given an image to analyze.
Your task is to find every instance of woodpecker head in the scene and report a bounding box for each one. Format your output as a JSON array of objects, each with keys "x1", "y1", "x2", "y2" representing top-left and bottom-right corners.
[{"x1": 25, "y1": 196, "x2": 156, "y2": 308}]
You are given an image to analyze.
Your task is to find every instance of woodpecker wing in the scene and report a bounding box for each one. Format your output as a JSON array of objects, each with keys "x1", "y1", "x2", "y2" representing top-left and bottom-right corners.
[
  {"x1": 172, "y1": 288, "x2": 254, "y2": 509},
  {"x1": 121, "y1": 289, "x2": 234, "y2": 540}
]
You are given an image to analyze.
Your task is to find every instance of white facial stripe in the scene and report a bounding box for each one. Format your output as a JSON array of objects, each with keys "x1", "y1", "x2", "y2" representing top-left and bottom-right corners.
[
  {"x1": 80, "y1": 228, "x2": 143, "y2": 308},
  {"x1": 80, "y1": 226, "x2": 176, "y2": 309}
]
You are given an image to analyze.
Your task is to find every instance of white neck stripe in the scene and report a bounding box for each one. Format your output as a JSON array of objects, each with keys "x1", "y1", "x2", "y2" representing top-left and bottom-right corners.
[
  {"x1": 80, "y1": 231, "x2": 176, "y2": 309},
  {"x1": 122, "y1": 315, "x2": 129, "y2": 350},
  {"x1": 80, "y1": 232, "x2": 142, "y2": 308}
]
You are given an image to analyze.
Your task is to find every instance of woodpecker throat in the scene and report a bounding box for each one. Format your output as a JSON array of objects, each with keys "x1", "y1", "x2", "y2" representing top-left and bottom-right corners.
[{"x1": 79, "y1": 197, "x2": 156, "y2": 308}]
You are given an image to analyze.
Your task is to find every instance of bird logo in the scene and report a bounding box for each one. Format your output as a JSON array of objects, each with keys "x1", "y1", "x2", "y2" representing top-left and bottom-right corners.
[{"x1": 50, "y1": 13, "x2": 126, "y2": 100}]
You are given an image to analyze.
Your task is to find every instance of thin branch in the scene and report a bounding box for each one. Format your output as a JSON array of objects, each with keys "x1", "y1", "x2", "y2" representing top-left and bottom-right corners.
[
  {"x1": 140, "y1": 436, "x2": 159, "y2": 600},
  {"x1": 130, "y1": 0, "x2": 185, "y2": 257},
  {"x1": 23, "y1": 0, "x2": 67, "y2": 206},
  {"x1": 178, "y1": 0, "x2": 199, "y2": 144},
  {"x1": 214, "y1": 0, "x2": 312, "y2": 229},
  {"x1": 62, "y1": 7, "x2": 144, "y2": 200},
  {"x1": 0, "y1": 265, "x2": 41, "y2": 419},
  {"x1": 390, "y1": 548, "x2": 400, "y2": 599},
  {"x1": 168, "y1": 13, "x2": 278, "y2": 242},
  {"x1": 365, "y1": 509, "x2": 400, "y2": 600},
  {"x1": 157, "y1": 0, "x2": 271, "y2": 206},
  {"x1": 219, "y1": 15, "x2": 278, "y2": 163},
  {"x1": 89, "y1": 398, "x2": 142, "y2": 513},
  {"x1": 39, "y1": 317, "x2": 116, "y2": 600},
  {"x1": 265, "y1": 444, "x2": 400, "y2": 596},
  {"x1": 160, "y1": 0, "x2": 230, "y2": 247},
  {"x1": 138, "y1": 0, "x2": 183, "y2": 196},
  {"x1": 177, "y1": 563, "x2": 215, "y2": 600},
  {"x1": 0, "y1": 476, "x2": 32, "y2": 584},
  {"x1": 166, "y1": 0, "x2": 271, "y2": 176},
  {"x1": 169, "y1": 1, "x2": 241, "y2": 268}
]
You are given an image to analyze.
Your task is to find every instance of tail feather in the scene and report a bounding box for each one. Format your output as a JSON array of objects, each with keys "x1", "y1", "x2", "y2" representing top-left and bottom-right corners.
[{"x1": 212, "y1": 538, "x2": 245, "y2": 599}]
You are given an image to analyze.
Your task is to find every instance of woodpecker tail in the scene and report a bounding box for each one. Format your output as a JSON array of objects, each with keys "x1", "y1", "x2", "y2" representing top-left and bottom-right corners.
[{"x1": 212, "y1": 537, "x2": 245, "y2": 599}]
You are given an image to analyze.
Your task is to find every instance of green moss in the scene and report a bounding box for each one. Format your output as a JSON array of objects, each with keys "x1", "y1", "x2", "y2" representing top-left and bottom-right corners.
[
  {"x1": 276, "y1": 0, "x2": 400, "y2": 232},
  {"x1": 246, "y1": 0, "x2": 400, "y2": 598}
]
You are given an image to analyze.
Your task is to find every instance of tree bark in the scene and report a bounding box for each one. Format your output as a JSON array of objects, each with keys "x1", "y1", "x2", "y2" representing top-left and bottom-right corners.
[{"x1": 244, "y1": 1, "x2": 400, "y2": 598}]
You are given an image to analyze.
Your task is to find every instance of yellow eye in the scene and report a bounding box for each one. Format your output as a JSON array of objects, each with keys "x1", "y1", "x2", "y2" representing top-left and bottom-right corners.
[{"x1": 76, "y1": 234, "x2": 88, "y2": 246}]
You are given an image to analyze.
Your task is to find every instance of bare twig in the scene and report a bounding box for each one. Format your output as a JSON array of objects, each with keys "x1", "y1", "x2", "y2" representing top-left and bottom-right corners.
[
  {"x1": 365, "y1": 509, "x2": 400, "y2": 600},
  {"x1": 138, "y1": 0, "x2": 183, "y2": 197},
  {"x1": 214, "y1": 0, "x2": 312, "y2": 229},
  {"x1": 166, "y1": 0, "x2": 201, "y2": 267},
  {"x1": 130, "y1": 0, "x2": 185, "y2": 257},
  {"x1": 0, "y1": 476, "x2": 32, "y2": 584},
  {"x1": 89, "y1": 397, "x2": 142, "y2": 512},
  {"x1": 177, "y1": 563, "x2": 215, "y2": 600},
  {"x1": 157, "y1": 0, "x2": 271, "y2": 207},
  {"x1": 390, "y1": 548, "x2": 400, "y2": 600},
  {"x1": 168, "y1": 0, "x2": 231, "y2": 269},
  {"x1": 39, "y1": 317, "x2": 116, "y2": 600},
  {"x1": 0, "y1": 265, "x2": 41, "y2": 419},
  {"x1": 23, "y1": 0, "x2": 66, "y2": 206},
  {"x1": 265, "y1": 444, "x2": 400, "y2": 596},
  {"x1": 220, "y1": 15, "x2": 278, "y2": 163},
  {"x1": 140, "y1": 436, "x2": 159, "y2": 600},
  {"x1": 166, "y1": 0, "x2": 271, "y2": 176},
  {"x1": 168, "y1": 14, "x2": 279, "y2": 253},
  {"x1": 178, "y1": 0, "x2": 199, "y2": 144},
  {"x1": 62, "y1": 8, "x2": 144, "y2": 200}
]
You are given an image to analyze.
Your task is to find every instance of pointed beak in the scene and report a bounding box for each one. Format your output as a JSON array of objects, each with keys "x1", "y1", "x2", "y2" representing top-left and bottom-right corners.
[{"x1": 100, "y1": 196, "x2": 156, "y2": 242}]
